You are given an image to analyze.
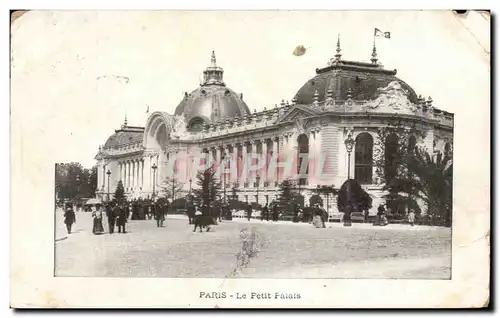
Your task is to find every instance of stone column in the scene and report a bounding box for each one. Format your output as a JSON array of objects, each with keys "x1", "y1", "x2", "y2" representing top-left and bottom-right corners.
[
  {"x1": 250, "y1": 140, "x2": 257, "y2": 187},
  {"x1": 241, "y1": 141, "x2": 248, "y2": 188},
  {"x1": 134, "y1": 160, "x2": 138, "y2": 190},
  {"x1": 140, "y1": 159, "x2": 144, "y2": 189},
  {"x1": 127, "y1": 161, "x2": 131, "y2": 189},
  {"x1": 260, "y1": 139, "x2": 267, "y2": 186},
  {"x1": 135, "y1": 159, "x2": 139, "y2": 189},
  {"x1": 308, "y1": 130, "x2": 316, "y2": 187},
  {"x1": 216, "y1": 146, "x2": 222, "y2": 167},
  {"x1": 230, "y1": 143, "x2": 238, "y2": 184},
  {"x1": 123, "y1": 162, "x2": 126, "y2": 189},
  {"x1": 272, "y1": 137, "x2": 279, "y2": 186},
  {"x1": 122, "y1": 162, "x2": 125, "y2": 184},
  {"x1": 102, "y1": 165, "x2": 106, "y2": 189}
]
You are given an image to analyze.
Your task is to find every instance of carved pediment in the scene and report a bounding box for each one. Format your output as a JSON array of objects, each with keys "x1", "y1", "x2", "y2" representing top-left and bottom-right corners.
[
  {"x1": 275, "y1": 104, "x2": 319, "y2": 124},
  {"x1": 364, "y1": 81, "x2": 417, "y2": 114}
]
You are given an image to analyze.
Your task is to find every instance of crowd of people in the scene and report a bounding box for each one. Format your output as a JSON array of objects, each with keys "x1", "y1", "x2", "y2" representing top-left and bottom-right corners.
[
  {"x1": 61, "y1": 198, "x2": 170, "y2": 235},
  {"x1": 60, "y1": 196, "x2": 419, "y2": 236}
]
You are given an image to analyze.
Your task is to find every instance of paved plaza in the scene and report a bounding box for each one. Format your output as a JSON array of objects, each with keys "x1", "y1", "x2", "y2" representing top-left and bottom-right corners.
[{"x1": 55, "y1": 211, "x2": 451, "y2": 279}]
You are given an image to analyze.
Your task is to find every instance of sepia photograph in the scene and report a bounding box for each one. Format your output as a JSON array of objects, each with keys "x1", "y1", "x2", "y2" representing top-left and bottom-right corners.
[{"x1": 10, "y1": 9, "x2": 490, "y2": 308}]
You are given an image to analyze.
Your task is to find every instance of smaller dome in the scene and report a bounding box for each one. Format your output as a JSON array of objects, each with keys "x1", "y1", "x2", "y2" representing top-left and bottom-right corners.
[{"x1": 103, "y1": 126, "x2": 144, "y2": 149}]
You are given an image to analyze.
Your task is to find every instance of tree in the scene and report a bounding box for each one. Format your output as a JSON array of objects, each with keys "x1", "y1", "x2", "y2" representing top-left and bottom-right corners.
[
  {"x1": 314, "y1": 185, "x2": 338, "y2": 212},
  {"x1": 384, "y1": 147, "x2": 453, "y2": 226},
  {"x1": 337, "y1": 179, "x2": 372, "y2": 224},
  {"x1": 192, "y1": 167, "x2": 221, "y2": 209},
  {"x1": 114, "y1": 180, "x2": 126, "y2": 203},
  {"x1": 373, "y1": 123, "x2": 426, "y2": 185},
  {"x1": 228, "y1": 182, "x2": 242, "y2": 210},
  {"x1": 309, "y1": 194, "x2": 323, "y2": 207},
  {"x1": 159, "y1": 176, "x2": 184, "y2": 202},
  {"x1": 55, "y1": 162, "x2": 96, "y2": 202},
  {"x1": 277, "y1": 179, "x2": 300, "y2": 217}
]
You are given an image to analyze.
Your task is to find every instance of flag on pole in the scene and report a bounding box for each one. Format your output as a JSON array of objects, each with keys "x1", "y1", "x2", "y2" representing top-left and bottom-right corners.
[{"x1": 374, "y1": 28, "x2": 391, "y2": 39}]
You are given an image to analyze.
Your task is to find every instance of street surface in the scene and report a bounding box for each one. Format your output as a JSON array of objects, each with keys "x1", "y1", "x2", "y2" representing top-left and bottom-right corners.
[{"x1": 55, "y1": 212, "x2": 451, "y2": 279}]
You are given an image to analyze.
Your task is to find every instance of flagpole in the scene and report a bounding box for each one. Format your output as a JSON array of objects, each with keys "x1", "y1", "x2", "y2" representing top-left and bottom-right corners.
[{"x1": 372, "y1": 28, "x2": 378, "y2": 64}]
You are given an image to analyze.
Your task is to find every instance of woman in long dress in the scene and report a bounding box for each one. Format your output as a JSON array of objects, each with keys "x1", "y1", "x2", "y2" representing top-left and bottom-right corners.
[
  {"x1": 312, "y1": 204, "x2": 325, "y2": 228},
  {"x1": 92, "y1": 206, "x2": 105, "y2": 235},
  {"x1": 408, "y1": 210, "x2": 416, "y2": 226}
]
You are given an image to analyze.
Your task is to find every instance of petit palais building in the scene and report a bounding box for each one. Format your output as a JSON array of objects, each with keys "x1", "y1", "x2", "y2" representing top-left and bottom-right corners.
[{"x1": 95, "y1": 41, "x2": 454, "y2": 217}]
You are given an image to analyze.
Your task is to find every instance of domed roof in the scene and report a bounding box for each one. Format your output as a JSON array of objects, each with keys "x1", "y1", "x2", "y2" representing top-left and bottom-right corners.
[
  {"x1": 174, "y1": 51, "x2": 250, "y2": 123},
  {"x1": 294, "y1": 39, "x2": 418, "y2": 104},
  {"x1": 103, "y1": 122, "x2": 144, "y2": 149}
]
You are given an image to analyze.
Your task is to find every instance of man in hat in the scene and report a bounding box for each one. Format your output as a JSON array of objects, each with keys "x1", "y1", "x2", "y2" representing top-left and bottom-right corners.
[
  {"x1": 246, "y1": 203, "x2": 252, "y2": 221},
  {"x1": 155, "y1": 199, "x2": 165, "y2": 227},
  {"x1": 272, "y1": 202, "x2": 279, "y2": 222},
  {"x1": 105, "y1": 202, "x2": 116, "y2": 234},
  {"x1": 116, "y1": 201, "x2": 129, "y2": 233},
  {"x1": 64, "y1": 202, "x2": 76, "y2": 234},
  {"x1": 262, "y1": 203, "x2": 269, "y2": 221}
]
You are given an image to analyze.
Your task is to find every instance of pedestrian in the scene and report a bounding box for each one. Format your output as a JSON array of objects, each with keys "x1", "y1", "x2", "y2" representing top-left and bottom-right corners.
[
  {"x1": 374, "y1": 204, "x2": 388, "y2": 226},
  {"x1": 272, "y1": 203, "x2": 279, "y2": 222},
  {"x1": 92, "y1": 206, "x2": 105, "y2": 235},
  {"x1": 292, "y1": 199, "x2": 302, "y2": 223},
  {"x1": 155, "y1": 200, "x2": 165, "y2": 227},
  {"x1": 193, "y1": 207, "x2": 204, "y2": 233},
  {"x1": 116, "y1": 201, "x2": 129, "y2": 233},
  {"x1": 312, "y1": 205, "x2": 323, "y2": 228},
  {"x1": 319, "y1": 204, "x2": 327, "y2": 228},
  {"x1": 63, "y1": 202, "x2": 76, "y2": 234},
  {"x1": 106, "y1": 202, "x2": 116, "y2": 234},
  {"x1": 217, "y1": 203, "x2": 222, "y2": 222},
  {"x1": 131, "y1": 200, "x2": 139, "y2": 220},
  {"x1": 186, "y1": 200, "x2": 195, "y2": 225},
  {"x1": 408, "y1": 210, "x2": 416, "y2": 226},
  {"x1": 246, "y1": 203, "x2": 252, "y2": 221},
  {"x1": 262, "y1": 203, "x2": 269, "y2": 221}
]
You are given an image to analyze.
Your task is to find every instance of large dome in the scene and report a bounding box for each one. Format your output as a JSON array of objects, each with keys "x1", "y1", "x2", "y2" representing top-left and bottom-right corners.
[
  {"x1": 174, "y1": 51, "x2": 250, "y2": 128},
  {"x1": 294, "y1": 40, "x2": 418, "y2": 104}
]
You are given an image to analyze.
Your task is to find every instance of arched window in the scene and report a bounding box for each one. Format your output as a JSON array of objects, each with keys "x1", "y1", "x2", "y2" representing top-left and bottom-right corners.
[
  {"x1": 385, "y1": 133, "x2": 399, "y2": 182},
  {"x1": 297, "y1": 134, "x2": 309, "y2": 185},
  {"x1": 354, "y1": 133, "x2": 373, "y2": 184},
  {"x1": 188, "y1": 117, "x2": 205, "y2": 132}
]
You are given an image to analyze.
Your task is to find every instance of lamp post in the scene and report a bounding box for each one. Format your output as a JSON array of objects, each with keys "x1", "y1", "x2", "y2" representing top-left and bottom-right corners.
[
  {"x1": 152, "y1": 163, "x2": 157, "y2": 200},
  {"x1": 344, "y1": 134, "x2": 355, "y2": 227},
  {"x1": 344, "y1": 134, "x2": 355, "y2": 180},
  {"x1": 106, "y1": 170, "x2": 111, "y2": 202},
  {"x1": 256, "y1": 174, "x2": 260, "y2": 204}
]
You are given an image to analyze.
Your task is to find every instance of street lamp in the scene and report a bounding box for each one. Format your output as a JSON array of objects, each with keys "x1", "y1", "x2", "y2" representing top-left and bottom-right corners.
[
  {"x1": 106, "y1": 170, "x2": 111, "y2": 202},
  {"x1": 256, "y1": 174, "x2": 260, "y2": 204},
  {"x1": 152, "y1": 163, "x2": 157, "y2": 200},
  {"x1": 344, "y1": 134, "x2": 355, "y2": 180},
  {"x1": 344, "y1": 134, "x2": 355, "y2": 227}
]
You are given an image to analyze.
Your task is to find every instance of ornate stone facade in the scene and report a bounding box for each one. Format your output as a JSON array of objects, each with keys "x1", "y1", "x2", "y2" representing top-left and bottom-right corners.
[{"x1": 95, "y1": 44, "x2": 454, "y2": 216}]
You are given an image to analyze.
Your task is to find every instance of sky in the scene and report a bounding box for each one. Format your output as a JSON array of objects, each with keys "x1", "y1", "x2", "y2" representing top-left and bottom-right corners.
[{"x1": 11, "y1": 11, "x2": 490, "y2": 168}]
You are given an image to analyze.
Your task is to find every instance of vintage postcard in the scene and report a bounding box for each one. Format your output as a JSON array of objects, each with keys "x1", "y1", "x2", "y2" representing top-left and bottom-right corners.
[{"x1": 10, "y1": 10, "x2": 490, "y2": 308}]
